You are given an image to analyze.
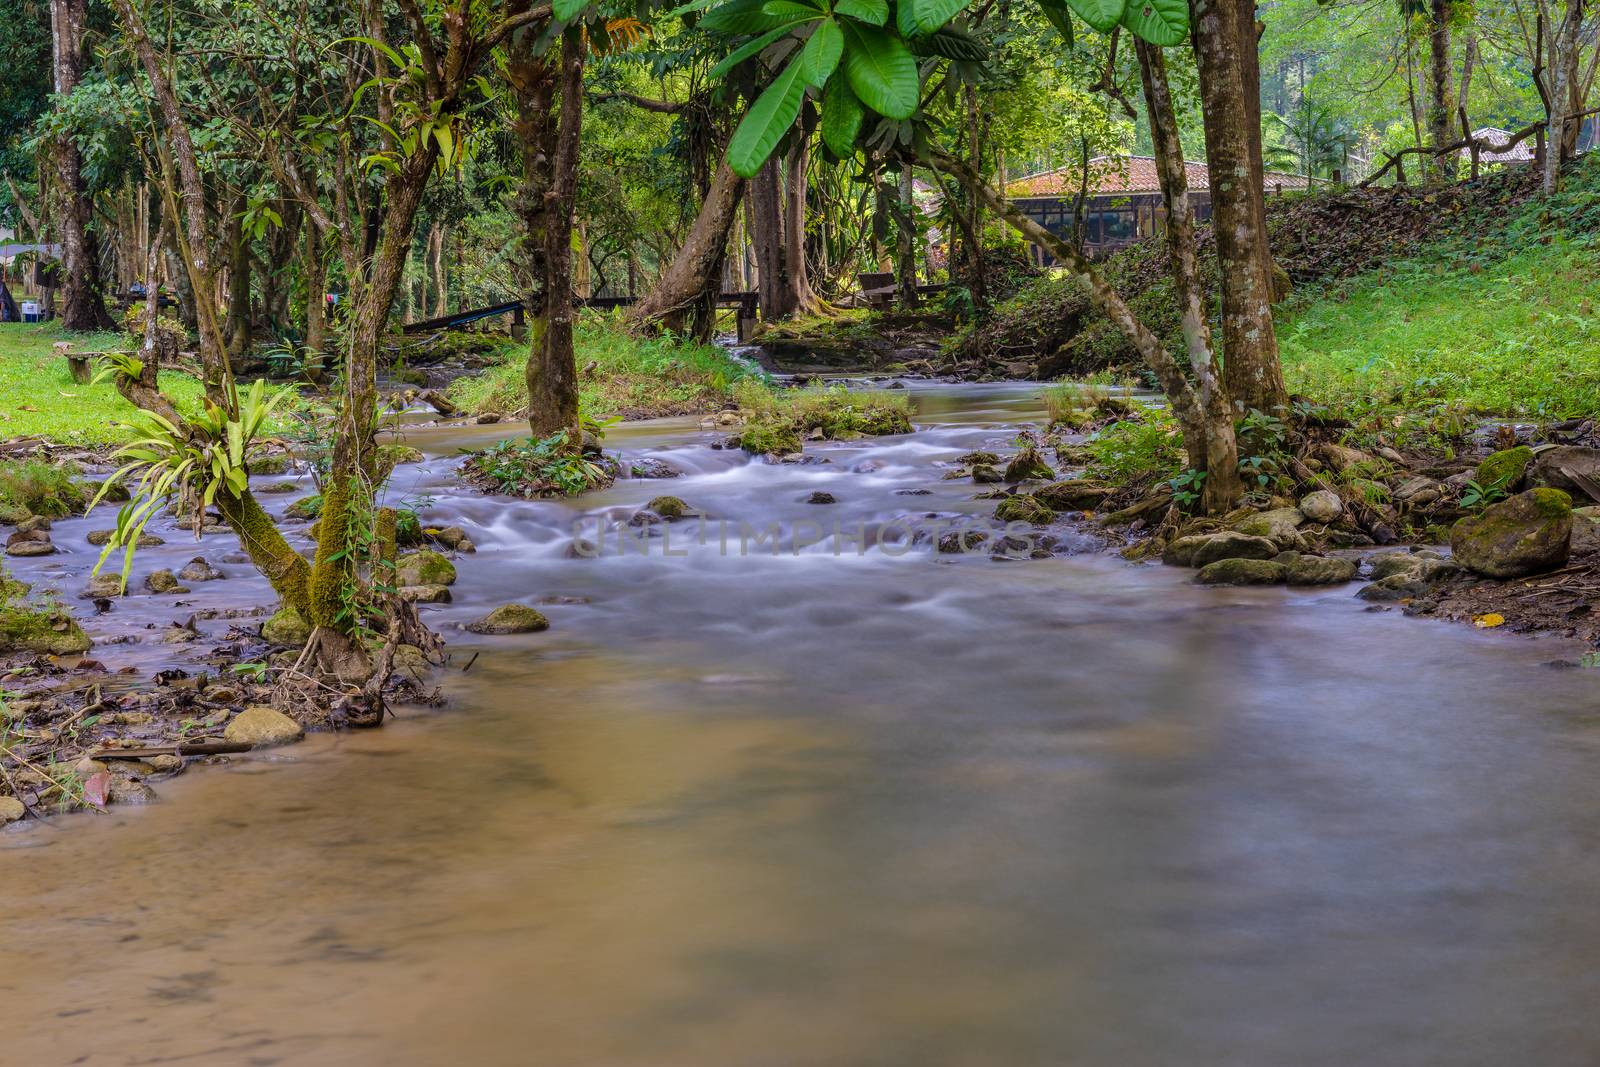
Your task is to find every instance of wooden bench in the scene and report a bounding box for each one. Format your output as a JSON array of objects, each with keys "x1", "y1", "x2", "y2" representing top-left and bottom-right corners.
[{"x1": 54, "y1": 342, "x2": 91, "y2": 385}]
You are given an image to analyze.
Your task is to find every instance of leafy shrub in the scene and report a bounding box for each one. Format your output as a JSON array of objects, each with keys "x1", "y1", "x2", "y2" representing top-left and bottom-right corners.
[
  {"x1": 1087, "y1": 413, "x2": 1184, "y2": 485},
  {"x1": 461, "y1": 430, "x2": 617, "y2": 498}
]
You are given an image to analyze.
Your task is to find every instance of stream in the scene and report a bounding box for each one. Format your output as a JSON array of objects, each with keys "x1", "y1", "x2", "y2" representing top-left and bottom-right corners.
[{"x1": 5, "y1": 381, "x2": 1600, "y2": 1065}]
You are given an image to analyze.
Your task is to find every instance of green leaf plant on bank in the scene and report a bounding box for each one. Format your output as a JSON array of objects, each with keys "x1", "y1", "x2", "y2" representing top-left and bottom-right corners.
[{"x1": 86, "y1": 375, "x2": 295, "y2": 592}]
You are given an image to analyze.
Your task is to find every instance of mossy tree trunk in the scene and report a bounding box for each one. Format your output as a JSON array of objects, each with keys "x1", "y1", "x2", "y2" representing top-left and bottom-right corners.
[
  {"x1": 628, "y1": 159, "x2": 745, "y2": 341},
  {"x1": 1137, "y1": 40, "x2": 1242, "y2": 514},
  {"x1": 48, "y1": 0, "x2": 114, "y2": 332}
]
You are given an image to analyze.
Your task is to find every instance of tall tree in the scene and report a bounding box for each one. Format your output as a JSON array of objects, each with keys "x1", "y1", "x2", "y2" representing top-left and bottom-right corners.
[
  {"x1": 47, "y1": 0, "x2": 113, "y2": 330},
  {"x1": 1191, "y1": 0, "x2": 1289, "y2": 414}
]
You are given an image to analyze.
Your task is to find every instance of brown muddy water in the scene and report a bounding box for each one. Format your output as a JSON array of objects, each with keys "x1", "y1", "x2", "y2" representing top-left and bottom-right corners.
[{"x1": 5, "y1": 382, "x2": 1600, "y2": 1066}]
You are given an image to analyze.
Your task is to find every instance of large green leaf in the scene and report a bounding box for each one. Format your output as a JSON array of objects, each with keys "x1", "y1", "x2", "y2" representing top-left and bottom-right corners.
[
  {"x1": 821, "y1": 73, "x2": 865, "y2": 157},
  {"x1": 552, "y1": 0, "x2": 588, "y2": 20},
  {"x1": 702, "y1": 0, "x2": 792, "y2": 34},
  {"x1": 709, "y1": 23, "x2": 803, "y2": 79},
  {"x1": 908, "y1": 24, "x2": 986, "y2": 60},
  {"x1": 1119, "y1": 0, "x2": 1186, "y2": 44},
  {"x1": 907, "y1": 0, "x2": 970, "y2": 35},
  {"x1": 842, "y1": 22, "x2": 917, "y2": 119},
  {"x1": 1034, "y1": 0, "x2": 1075, "y2": 42},
  {"x1": 1061, "y1": 0, "x2": 1123, "y2": 32},
  {"x1": 834, "y1": 0, "x2": 888, "y2": 25},
  {"x1": 763, "y1": 0, "x2": 823, "y2": 18},
  {"x1": 798, "y1": 19, "x2": 845, "y2": 87},
  {"x1": 727, "y1": 61, "x2": 807, "y2": 177}
]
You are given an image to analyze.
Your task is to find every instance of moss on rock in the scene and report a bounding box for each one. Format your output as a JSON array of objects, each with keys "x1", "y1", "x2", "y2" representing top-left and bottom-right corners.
[
  {"x1": 0, "y1": 606, "x2": 91, "y2": 654},
  {"x1": 1196, "y1": 558, "x2": 1288, "y2": 585},
  {"x1": 262, "y1": 605, "x2": 312, "y2": 648},
  {"x1": 1475, "y1": 446, "x2": 1533, "y2": 493},
  {"x1": 994, "y1": 494, "x2": 1056, "y2": 525},
  {"x1": 1450, "y1": 486, "x2": 1573, "y2": 578},
  {"x1": 396, "y1": 549, "x2": 457, "y2": 587}
]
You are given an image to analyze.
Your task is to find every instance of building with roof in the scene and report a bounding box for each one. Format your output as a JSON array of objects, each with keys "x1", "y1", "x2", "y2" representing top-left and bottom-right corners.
[
  {"x1": 1461, "y1": 127, "x2": 1537, "y2": 165},
  {"x1": 1006, "y1": 155, "x2": 1311, "y2": 261}
]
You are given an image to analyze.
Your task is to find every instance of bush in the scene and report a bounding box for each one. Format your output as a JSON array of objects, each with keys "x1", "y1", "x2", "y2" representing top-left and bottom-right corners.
[
  {"x1": 461, "y1": 431, "x2": 618, "y2": 498},
  {"x1": 0, "y1": 459, "x2": 84, "y2": 517},
  {"x1": 732, "y1": 381, "x2": 912, "y2": 454},
  {"x1": 1086, "y1": 413, "x2": 1184, "y2": 486}
]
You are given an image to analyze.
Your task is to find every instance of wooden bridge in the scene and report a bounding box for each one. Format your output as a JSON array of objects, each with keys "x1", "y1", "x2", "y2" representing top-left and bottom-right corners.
[
  {"x1": 402, "y1": 292, "x2": 763, "y2": 340},
  {"x1": 400, "y1": 277, "x2": 945, "y2": 342}
]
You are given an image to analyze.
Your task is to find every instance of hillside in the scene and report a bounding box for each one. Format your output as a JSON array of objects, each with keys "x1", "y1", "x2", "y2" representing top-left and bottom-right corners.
[{"x1": 951, "y1": 157, "x2": 1600, "y2": 413}]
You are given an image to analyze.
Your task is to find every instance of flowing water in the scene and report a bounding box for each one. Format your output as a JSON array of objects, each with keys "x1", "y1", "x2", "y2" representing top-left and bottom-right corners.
[{"x1": 4, "y1": 381, "x2": 1600, "y2": 1066}]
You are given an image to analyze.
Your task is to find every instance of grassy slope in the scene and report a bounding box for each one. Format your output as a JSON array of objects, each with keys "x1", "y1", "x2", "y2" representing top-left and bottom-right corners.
[
  {"x1": 0, "y1": 323, "x2": 209, "y2": 444},
  {"x1": 956, "y1": 159, "x2": 1600, "y2": 417},
  {"x1": 1280, "y1": 237, "x2": 1600, "y2": 416},
  {"x1": 449, "y1": 314, "x2": 761, "y2": 420}
]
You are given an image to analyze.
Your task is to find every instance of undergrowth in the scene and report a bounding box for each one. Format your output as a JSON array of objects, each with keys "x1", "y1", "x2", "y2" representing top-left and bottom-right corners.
[{"x1": 448, "y1": 314, "x2": 761, "y2": 420}]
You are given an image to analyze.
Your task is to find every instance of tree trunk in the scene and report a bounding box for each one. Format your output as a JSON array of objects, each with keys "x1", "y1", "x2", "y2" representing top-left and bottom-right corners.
[
  {"x1": 781, "y1": 136, "x2": 824, "y2": 316},
  {"x1": 223, "y1": 194, "x2": 252, "y2": 365},
  {"x1": 1426, "y1": 0, "x2": 1457, "y2": 182},
  {"x1": 1137, "y1": 40, "x2": 1241, "y2": 514},
  {"x1": 525, "y1": 26, "x2": 584, "y2": 441},
  {"x1": 751, "y1": 158, "x2": 790, "y2": 319},
  {"x1": 429, "y1": 222, "x2": 447, "y2": 316},
  {"x1": 628, "y1": 159, "x2": 745, "y2": 340},
  {"x1": 507, "y1": 27, "x2": 555, "y2": 421},
  {"x1": 896, "y1": 162, "x2": 918, "y2": 307},
  {"x1": 302, "y1": 216, "x2": 327, "y2": 375},
  {"x1": 48, "y1": 0, "x2": 113, "y2": 331},
  {"x1": 1191, "y1": 0, "x2": 1289, "y2": 415}
]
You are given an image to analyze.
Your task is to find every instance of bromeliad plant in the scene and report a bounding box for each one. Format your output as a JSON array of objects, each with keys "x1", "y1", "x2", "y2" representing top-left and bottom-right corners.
[{"x1": 87, "y1": 366, "x2": 295, "y2": 590}]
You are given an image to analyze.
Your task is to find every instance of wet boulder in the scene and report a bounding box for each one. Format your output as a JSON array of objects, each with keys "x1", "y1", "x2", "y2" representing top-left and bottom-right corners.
[
  {"x1": 1450, "y1": 488, "x2": 1573, "y2": 579},
  {"x1": 971, "y1": 464, "x2": 1003, "y2": 484},
  {"x1": 87, "y1": 529, "x2": 164, "y2": 547},
  {"x1": 1002, "y1": 446, "x2": 1055, "y2": 483},
  {"x1": 937, "y1": 529, "x2": 989, "y2": 554},
  {"x1": 1357, "y1": 574, "x2": 1430, "y2": 602},
  {"x1": 1297, "y1": 490, "x2": 1344, "y2": 524},
  {"x1": 178, "y1": 557, "x2": 223, "y2": 582},
  {"x1": 1475, "y1": 446, "x2": 1533, "y2": 493},
  {"x1": 285, "y1": 496, "x2": 321, "y2": 520},
  {"x1": 261, "y1": 606, "x2": 312, "y2": 648},
  {"x1": 430, "y1": 525, "x2": 475, "y2": 552},
  {"x1": 806, "y1": 491, "x2": 836, "y2": 505},
  {"x1": 400, "y1": 584, "x2": 452, "y2": 604},
  {"x1": 957, "y1": 451, "x2": 999, "y2": 466},
  {"x1": 646, "y1": 495, "x2": 691, "y2": 520},
  {"x1": 395, "y1": 550, "x2": 456, "y2": 587},
  {"x1": 995, "y1": 494, "x2": 1056, "y2": 526},
  {"x1": 249, "y1": 453, "x2": 296, "y2": 476},
  {"x1": 0, "y1": 796, "x2": 23, "y2": 824},
  {"x1": 1195, "y1": 558, "x2": 1287, "y2": 585},
  {"x1": 465, "y1": 604, "x2": 550, "y2": 634},
  {"x1": 1231, "y1": 507, "x2": 1305, "y2": 547},
  {"x1": 1572, "y1": 506, "x2": 1600, "y2": 555},
  {"x1": 1392, "y1": 476, "x2": 1445, "y2": 509},
  {"x1": 1531, "y1": 445, "x2": 1600, "y2": 503},
  {"x1": 223, "y1": 706, "x2": 305, "y2": 748},
  {"x1": 1034, "y1": 479, "x2": 1112, "y2": 512},
  {"x1": 1286, "y1": 555, "x2": 1358, "y2": 585},
  {"x1": 144, "y1": 569, "x2": 189, "y2": 595},
  {"x1": 5, "y1": 528, "x2": 54, "y2": 557},
  {"x1": 1163, "y1": 531, "x2": 1278, "y2": 568},
  {"x1": 83, "y1": 573, "x2": 124, "y2": 598}
]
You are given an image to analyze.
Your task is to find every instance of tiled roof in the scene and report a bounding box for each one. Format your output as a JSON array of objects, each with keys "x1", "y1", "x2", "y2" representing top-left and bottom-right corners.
[
  {"x1": 1006, "y1": 156, "x2": 1311, "y2": 198},
  {"x1": 1464, "y1": 127, "x2": 1536, "y2": 163}
]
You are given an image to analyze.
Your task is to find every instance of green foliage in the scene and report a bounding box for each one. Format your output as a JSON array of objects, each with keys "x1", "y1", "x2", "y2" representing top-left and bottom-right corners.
[
  {"x1": 1459, "y1": 479, "x2": 1509, "y2": 512},
  {"x1": 463, "y1": 431, "x2": 617, "y2": 498},
  {"x1": 0, "y1": 459, "x2": 85, "y2": 518},
  {"x1": 1086, "y1": 411, "x2": 1183, "y2": 484},
  {"x1": 87, "y1": 377, "x2": 296, "y2": 588}
]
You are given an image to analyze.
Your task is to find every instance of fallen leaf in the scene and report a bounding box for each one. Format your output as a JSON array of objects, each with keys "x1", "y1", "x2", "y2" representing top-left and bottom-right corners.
[
  {"x1": 83, "y1": 772, "x2": 111, "y2": 810},
  {"x1": 1475, "y1": 613, "x2": 1506, "y2": 629}
]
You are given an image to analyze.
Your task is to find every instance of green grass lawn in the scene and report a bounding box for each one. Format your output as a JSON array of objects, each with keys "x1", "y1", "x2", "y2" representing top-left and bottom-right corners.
[
  {"x1": 1279, "y1": 237, "x2": 1600, "y2": 419},
  {"x1": 0, "y1": 322, "x2": 210, "y2": 445}
]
